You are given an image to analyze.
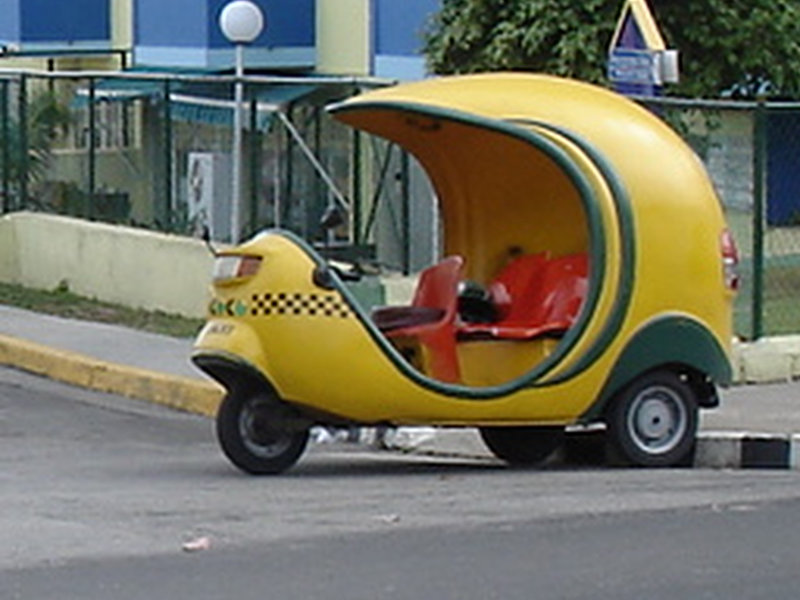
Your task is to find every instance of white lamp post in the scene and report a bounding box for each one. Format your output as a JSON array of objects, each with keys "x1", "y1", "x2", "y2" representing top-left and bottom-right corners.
[{"x1": 219, "y1": 0, "x2": 264, "y2": 243}]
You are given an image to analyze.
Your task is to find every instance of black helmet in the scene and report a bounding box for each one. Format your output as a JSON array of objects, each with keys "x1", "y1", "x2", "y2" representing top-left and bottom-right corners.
[{"x1": 457, "y1": 280, "x2": 498, "y2": 323}]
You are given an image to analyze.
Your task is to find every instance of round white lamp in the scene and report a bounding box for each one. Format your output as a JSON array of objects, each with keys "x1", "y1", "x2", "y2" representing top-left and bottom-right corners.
[
  {"x1": 219, "y1": 0, "x2": 264, "y2": 44},
  {"x1": 219, "y1": 0, "x2": 264, "y2": 243}
]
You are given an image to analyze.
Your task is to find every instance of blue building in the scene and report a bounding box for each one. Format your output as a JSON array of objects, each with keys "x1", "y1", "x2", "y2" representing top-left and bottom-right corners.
[
  {"x1": 0, "y1": 0, "x2": 440, "y2": 79},
  {"x1": 0, "y1": 0, "x2": 442, "y2": 268}
]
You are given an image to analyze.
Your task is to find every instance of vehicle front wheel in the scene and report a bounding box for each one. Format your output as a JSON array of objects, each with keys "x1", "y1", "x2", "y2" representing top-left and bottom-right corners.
[
  {"x1": 606, "y1": 370, "x2": 698, "y2": 467},
  {"x1": 479, "y1": 426, "x2": 565, "y2": 466},
  {"x1": 216, "y1": 390, "x2": 309, "y2": 475}
]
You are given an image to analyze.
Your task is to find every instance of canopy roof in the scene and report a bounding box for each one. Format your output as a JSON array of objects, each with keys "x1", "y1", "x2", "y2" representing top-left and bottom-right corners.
[
  {"x1": 330, "y1": 72, "x2": 705, "y2": 198},
  {"x1": 73, "y1": 69, "x2": 358, "y2": 129},
  {"x1": 331, "y1": 74, "x2": 719, "y2": 283}
]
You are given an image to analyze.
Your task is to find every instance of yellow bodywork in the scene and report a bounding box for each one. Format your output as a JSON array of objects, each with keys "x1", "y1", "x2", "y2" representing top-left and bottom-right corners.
[
  {"x1": 194, "y1": 73, "x2": 734, "y2": 427},
  {"x1": 194, "y1": 232, "x2": 615, "y2": 425}
]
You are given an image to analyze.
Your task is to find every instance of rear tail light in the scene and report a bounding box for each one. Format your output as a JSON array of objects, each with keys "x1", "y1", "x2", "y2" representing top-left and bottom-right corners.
[
  {"x1": 720, "y1": 229, "x2": 739, "y2": 291},
  {"x1": 213, "y1": 254, "x2": 262, "y2": 284}
]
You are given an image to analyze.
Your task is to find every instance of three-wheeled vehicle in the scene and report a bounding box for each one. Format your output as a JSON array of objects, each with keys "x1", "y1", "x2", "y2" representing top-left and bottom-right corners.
[{"x1": 192, "y1": 73, "x2": 738, "y2": 474}]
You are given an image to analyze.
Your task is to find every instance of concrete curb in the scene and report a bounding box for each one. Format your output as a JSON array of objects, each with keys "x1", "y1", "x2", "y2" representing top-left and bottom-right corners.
[
  {"x1": 0, "y1": 334, "x2": 222, "y2": 417},
  {"x1": 695, "y1": 431, "x2": 800, "y2": 470},
  {"x1": 732, "y1": 335, "x2": 800, "y2": 383},
  {"x1": 384, "y1": 428, "x2": 800, "y2": 470}
]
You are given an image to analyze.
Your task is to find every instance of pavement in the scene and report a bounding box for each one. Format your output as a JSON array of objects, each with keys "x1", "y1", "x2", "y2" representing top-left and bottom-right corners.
[{"x1": 1, "y1": 303, "x2": 800, "y2": 469}]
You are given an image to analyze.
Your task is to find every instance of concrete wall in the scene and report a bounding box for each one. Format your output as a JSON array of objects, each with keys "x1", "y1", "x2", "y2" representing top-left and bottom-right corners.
[{"x1": 0, "y1": 212, "x2": 214, "y2": 317}]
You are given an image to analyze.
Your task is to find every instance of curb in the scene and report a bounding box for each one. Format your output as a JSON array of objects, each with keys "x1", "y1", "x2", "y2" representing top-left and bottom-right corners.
[
  {"x1": 695, "y1": 431, "x2": 799, "y2": 470},
  {"x1": 0, "y1": 334, "x2": 223, "y2": 417},
  {"x1": 384, "y1": 428, "x2": 800, "y2": 470},
  {"x1": 732, "y1": 335, "x2": 800, "y2": 383}
]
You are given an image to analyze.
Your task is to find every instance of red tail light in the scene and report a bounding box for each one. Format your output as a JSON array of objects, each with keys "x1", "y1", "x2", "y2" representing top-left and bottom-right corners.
[
  {"x1": 213, "y1": 254, "x2": 262, "y2": 284},
  {"x1": 720, "y1": 229, "x2": 739, "y2": 291}
]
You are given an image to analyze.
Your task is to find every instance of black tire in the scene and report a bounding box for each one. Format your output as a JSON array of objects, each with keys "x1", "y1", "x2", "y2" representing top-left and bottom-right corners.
[
  {"x1": 216, "y1": 390, "x2": 309, "y2": 475},
  {"x1": 479, "y1": 426, "x2": 565, "y2": 466},
  {"x1": 606, "y1": 370, "x2": 698, "y2": 467}
]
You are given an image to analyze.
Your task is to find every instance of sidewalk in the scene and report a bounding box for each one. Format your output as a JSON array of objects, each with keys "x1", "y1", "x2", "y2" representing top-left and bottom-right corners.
[{"x1": 1, "y1": 304, "x2": 799, "y2": 468}]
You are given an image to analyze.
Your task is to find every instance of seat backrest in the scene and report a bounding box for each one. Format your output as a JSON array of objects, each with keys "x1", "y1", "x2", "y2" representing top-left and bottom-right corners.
[
  {"x1": 489, "y1": 252, "x2": 588, "y2": 327},
  {"x1": 413, "y1": 255, "x2": 465, "y2": 319},
  {"x1": 538, "y1": 254, "x2": 589, "y2": 326},
  {"x1": 488, "y1": 252, "x2": 549, "y2": 321}
]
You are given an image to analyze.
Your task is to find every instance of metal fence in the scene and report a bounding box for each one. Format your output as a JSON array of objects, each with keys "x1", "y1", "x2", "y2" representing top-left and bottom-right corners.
[
  {"x1": 0, "y1": 69, "x2": 436, "y2": 275},
  {"x1": 638, "y1": 96, "x2": 800, "y2": 341},
  {"x1": 0, "y1": 69, "x2": 798, "y2": 340}
]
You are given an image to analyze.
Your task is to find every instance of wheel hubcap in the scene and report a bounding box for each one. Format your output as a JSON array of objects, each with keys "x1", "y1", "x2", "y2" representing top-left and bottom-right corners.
[
  {"x1": 627, "y1": 385, "x2": 687, "y2": 455},
  {"x1": 239, "y1": 398, "x2": 293, "y2": 458}
]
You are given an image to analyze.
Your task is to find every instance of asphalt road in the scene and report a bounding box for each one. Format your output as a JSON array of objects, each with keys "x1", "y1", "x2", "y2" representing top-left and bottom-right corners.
[
  {"x1": 3, "y1": 366, "x2": 800, "y2": 599},
  {"x1": 7, "y1": 499, "x2": 800, "y2": 600}
]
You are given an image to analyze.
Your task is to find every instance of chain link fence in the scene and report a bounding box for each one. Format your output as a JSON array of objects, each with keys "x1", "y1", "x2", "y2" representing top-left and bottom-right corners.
[
  {"x1": 0, "y1": 70, "x2": 437, "y2": 275},
  {"x1": 639, "y1": 96, "x2": 800, "y2": 340},
  {"x1": 0, "y1": 69, "x2": 798, "y2": 339}
]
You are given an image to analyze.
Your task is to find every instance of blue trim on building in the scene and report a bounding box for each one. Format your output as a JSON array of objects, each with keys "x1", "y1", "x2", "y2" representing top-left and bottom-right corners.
[
  {"x1": 134, "y1": 0, "x2": 210, "y2": 48},
  {"x1": 134, "y1": 0, "x2": 314, "y2": 70},
  {"x1": 0, "y1": 0, "x2": 108, "y2": 45},
  {"x1": 0, "y1": 0, "x2": 22, "y2": 42},
  {"x1": 369, "y1": 0, "x2": 439, "y2": 79},
  {"x1": 374, "y1": 0, "x2": 438, "y2": 56},
  {"x1": 134, "y1": 45, "x2": 315, "y2": 70},
  {"x1": 206, "y1": 0, "x2": 313, "y2": 49},
  {"x1": 373, "y1": 55, "x2": 426, "y2": 80}
]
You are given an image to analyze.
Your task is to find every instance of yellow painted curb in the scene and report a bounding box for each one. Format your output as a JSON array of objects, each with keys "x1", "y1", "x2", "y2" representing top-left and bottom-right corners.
[{"x1": 0, "y1": 333, "x2": 223, "y2": 417}]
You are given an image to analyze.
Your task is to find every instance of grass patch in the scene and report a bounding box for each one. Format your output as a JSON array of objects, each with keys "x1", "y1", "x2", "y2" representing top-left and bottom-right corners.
[
  {"x1": 0, "y1": 281, "x2": 205, "y2": 339},
  {"x1": 734, "y1": 257, "x2": 800, "y2": 339}
]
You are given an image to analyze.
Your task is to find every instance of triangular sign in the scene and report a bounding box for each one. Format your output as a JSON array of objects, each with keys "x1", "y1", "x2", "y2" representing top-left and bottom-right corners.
[{"x1": 609, "y1": 0, "x2": 666, "y2": 52}]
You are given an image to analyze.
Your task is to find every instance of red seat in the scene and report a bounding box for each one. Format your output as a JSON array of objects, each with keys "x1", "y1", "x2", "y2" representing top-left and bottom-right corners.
[
  {"x1": 460, "y1": 253, "x2": 588, "y2": 340},
  {"x1": 487, "y1": 252, "x2": 550, "y2": 321},
  {"x1": 373, "y1": 256, "x2": 464, "y2": 382}
]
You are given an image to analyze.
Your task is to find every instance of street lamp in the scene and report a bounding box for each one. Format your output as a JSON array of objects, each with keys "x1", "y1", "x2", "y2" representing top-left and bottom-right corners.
[{"x1": 219, "y1": 0, "x2": 264, "y2": 243}]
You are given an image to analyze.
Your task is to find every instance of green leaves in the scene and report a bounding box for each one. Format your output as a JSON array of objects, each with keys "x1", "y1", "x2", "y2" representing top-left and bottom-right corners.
[
  {"x1": 424, "y1": 0, "x2": 800, "y2": 98},
  {"x1": 425, "y1": 0, "x2": 618, "y2": 82}
]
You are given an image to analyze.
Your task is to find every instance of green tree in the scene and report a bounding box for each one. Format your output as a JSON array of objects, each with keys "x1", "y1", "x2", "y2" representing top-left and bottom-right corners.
[
  {"x1": 424, "y1": 0, "x2": 800, "y2": 98},
  {"x1": 652, "y1": 0, "x2": 800, "y2": 98}
]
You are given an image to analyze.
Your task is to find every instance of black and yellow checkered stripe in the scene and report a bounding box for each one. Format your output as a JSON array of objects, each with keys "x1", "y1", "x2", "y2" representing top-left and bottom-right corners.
[{"x1": 250, "y1": 292, "x2": 351, "y2": 319}]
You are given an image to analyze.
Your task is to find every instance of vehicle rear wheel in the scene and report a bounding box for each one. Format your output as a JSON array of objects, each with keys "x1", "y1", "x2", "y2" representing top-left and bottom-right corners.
[
  {"x1": 606, "y1": 370, "x2": 698, "y2": 467},
  {"x1": 479, "y1": 426, "x2": 565, "y2": 465},
  {"x1": 216, "y1": 390, "x2": 309, "y2": 475}
]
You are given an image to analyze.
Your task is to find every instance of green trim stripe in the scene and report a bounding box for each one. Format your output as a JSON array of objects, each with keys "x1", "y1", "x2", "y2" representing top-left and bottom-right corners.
[
  {"x1": 510, "y1": 119, "x2": 636, "y2": 385},
  {"x1": 584, "y1": 314, "x2": 733, "y2": 422}
]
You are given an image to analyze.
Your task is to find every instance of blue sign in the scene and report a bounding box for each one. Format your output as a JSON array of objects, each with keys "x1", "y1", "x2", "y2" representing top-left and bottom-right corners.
[{"x1": 608, "y1": 48, "x2": 657, "y2": 86}]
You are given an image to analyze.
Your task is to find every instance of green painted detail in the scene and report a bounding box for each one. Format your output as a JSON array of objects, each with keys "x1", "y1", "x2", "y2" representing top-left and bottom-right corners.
[
  {"x1": 583, "y1": 315, "x2": 733, "y2": 421},
  {"x1": 208, "y1": 298, "x2": 249, "y2": 317},
  {"x1": 209, "y1": 299, "x2": 226, "y2": 316},
  {"x1": 512, "y1": 119, "x2": 636, "y2": 385}
]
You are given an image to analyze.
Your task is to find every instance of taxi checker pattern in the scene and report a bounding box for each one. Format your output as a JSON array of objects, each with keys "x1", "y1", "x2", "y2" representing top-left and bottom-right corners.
[{"x1": 250, "y1": 292, "x2": 351, "y2": 319}]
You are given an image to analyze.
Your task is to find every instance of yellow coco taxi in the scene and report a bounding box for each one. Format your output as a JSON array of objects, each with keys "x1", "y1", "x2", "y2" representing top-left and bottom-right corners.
[{"x1": 192, "y1": 73, "x2": 738, "y2": 474}]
